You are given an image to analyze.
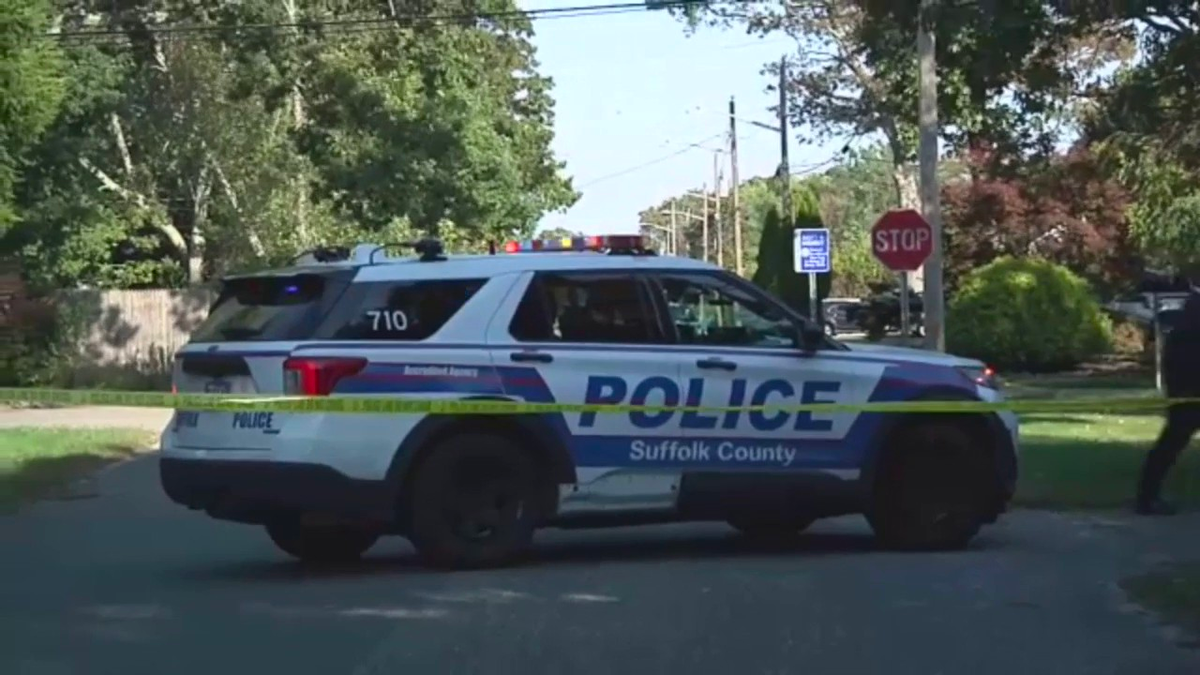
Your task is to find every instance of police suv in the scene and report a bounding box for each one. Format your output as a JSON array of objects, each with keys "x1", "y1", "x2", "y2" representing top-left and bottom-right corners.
[{"x1": 160, "y1": 235, "x2": 1018, "y2": 569}]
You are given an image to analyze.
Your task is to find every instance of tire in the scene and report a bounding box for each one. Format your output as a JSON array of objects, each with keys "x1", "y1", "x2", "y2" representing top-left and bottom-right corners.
[
  {"x1": 266, "y1": 521, "x2": 380, "y2": 564},
  {"x1": 867, "y1": 422, "x2": 989, "y2": 551},
  {"x1": 407, "y1": 433, "x2": 541, "y2": 569},
  {"x1": 824, "y1": 321, "x2": 836, "y2": 337},
  {"x1": 727, "y1": 514, "x2": 816, "y2": 540}
]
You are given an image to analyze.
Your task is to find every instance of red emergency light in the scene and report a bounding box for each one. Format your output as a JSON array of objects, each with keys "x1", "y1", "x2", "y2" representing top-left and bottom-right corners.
[{"x1": 501, "y1": 234, "x2": 648, "y2": 254}]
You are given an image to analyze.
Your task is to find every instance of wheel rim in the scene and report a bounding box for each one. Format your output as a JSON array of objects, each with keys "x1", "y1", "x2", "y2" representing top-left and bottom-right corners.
[
  {"x1": 442, "y1": 460, "x2": 525, "y2": 541},
  {"x1": 900, "y1": 449, "x2": 977, "y2": 534}
]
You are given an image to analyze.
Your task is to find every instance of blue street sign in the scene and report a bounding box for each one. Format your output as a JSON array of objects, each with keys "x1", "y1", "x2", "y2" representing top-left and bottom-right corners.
[{"x1": 794, "y1": 228, "x2": 831, "y2": 274}]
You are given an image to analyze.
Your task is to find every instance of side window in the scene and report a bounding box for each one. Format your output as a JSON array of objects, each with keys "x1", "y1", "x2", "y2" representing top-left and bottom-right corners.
[
  {"x1": 509, "y1": 273, "x2": 663, "y2": 344},
  {"x1": 316, "y1": 279, "x2": 486, "y2": 341},
  {"x1": 655, "y1": 273, "x2": 797, "y2": 349}
]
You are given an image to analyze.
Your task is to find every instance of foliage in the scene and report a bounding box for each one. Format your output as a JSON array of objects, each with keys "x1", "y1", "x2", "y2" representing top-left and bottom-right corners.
[
  {"x1": 1080, "y1": 5, "x2": 1200, "y2": 273},
  {"x1": 856, "y1": 0, "x2": 1133, "y2": 158},
  {"x1": 940, "y1": 148, "x2": 1134, "y2": 296},
  {"x1": 947, "y1": 257, "x2": 1112, "y2": 372},
  {"x1": 0, "y1": 294, "x2": 86, "y2": 386},
  {"x1": 667, "y1": 2, "x2": 1130, "y2": 210},
  {"x1": 0, "y1": 0, "x2": 65, "y2": 233},
  {"x1": 751, "y1": 190, "x2": 832, "y2": 319},
  {"x1": 2, "y1": 0, "x2": 576, "y2": 289}
]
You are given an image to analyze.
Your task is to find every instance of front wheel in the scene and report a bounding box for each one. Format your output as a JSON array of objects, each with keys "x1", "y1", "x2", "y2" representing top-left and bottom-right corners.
[
  {"x1": 867, "y1": 422, "x2": 989, "y2": 551},
  {"x1": 266, "y1": 521, "x2": 380, "y2": 564},
  {"x1": 407, "y1": 433, "x2": 541, "y2": 569}
]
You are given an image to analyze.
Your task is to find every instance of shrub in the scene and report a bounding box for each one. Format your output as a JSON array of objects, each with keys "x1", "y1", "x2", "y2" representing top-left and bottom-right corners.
[
  {"x1": 1109, "y1": 316, "x2": 1150, "y2": 360},
  {"x1": 946, "y1": 257, "x2": 1113, "y2": 372}
]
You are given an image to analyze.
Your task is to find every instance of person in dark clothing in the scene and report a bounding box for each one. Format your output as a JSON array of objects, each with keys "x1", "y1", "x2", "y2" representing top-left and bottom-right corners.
[{"x1": 1137, "y1": 281, "x2": 1200, "y2": 515}]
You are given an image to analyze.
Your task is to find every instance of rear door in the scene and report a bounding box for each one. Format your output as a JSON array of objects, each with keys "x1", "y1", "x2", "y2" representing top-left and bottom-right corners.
[
  {"x1": 170, "y1": 269, "x2": 354, "y2": 450},
  {"x1": 496, "y1": 270, "x2": 686, "y2": 514}
]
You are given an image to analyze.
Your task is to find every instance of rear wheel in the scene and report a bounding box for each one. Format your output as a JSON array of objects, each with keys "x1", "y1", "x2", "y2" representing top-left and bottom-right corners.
[
  {"x1": 727, "y1": 514, "x2": 816, "y2": 541},
  {"x1": 407, "y1": 433, "x2": 541, "y2": 569},
  {"x1": 867, "y1": 422, "x2": 990, "y2": 551},
  {"x1": 266, "y1": 521, "x2": 380, "y2": 564}
]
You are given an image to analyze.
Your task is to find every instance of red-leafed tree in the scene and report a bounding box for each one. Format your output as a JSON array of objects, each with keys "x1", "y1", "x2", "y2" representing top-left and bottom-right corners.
[{"x1": 941, "y1": 148, "x2": 1135, "y2": 295}]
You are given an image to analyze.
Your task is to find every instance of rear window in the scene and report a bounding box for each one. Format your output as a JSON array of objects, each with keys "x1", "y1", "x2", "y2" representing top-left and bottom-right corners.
[
  {"x1": 190, "y1": 274, "x2": 342, "y2": 343},
  {"x1": 315, "y1": 279, "x2": 487, "y2": 341}
]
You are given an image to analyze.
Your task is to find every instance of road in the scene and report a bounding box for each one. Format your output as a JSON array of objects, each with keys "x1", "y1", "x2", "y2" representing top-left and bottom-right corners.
[{"x1": 3, "y1": 455, "x2": 1200, "y2": 675}]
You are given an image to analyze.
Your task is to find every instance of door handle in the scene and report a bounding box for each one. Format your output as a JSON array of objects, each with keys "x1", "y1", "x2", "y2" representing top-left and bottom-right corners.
[
  {"x1": 696, "y1": 357, "x2": 736, "y2": 371},
  {"x1": 510, "y1": 351, "x2": 553, "y2": 363}
]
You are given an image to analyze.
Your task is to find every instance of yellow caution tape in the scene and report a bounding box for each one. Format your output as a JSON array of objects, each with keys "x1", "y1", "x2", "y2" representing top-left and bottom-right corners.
[{"x1": 0, "y1": 387, "x2": 1190, "y2": 416}]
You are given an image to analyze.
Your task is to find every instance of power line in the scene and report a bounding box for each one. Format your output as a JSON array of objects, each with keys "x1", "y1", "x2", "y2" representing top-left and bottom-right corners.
[
  {"x1": 47, "y1": 0, "x2": 707, "y2": 42},
  {"x1": 575, "y1": 134, "x2": 725, "y2": 189}
]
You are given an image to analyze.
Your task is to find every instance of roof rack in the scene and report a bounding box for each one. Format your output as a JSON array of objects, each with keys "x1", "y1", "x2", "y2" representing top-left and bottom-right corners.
[
  {"x1": 368, "y1": 238, "x2": 446, "y2": 264},
  {"x1": 288, "y1": 246, "x2": 352, "y2": 265}
]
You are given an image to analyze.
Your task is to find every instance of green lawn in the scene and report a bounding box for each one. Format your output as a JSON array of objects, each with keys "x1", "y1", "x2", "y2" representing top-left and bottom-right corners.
[
  {"x1": 1005, "y1": 365, "x2": 1200, "y2": 509},
  {"x1": 1016, "y1": 412, "x2": 1200, "y2": 508},
  {"x1": 1122, "y1": 563, "x2": 1200, "y2": 641},
  {"x1": 0, "y1": 428, "x2": 155, "y2": 513}
]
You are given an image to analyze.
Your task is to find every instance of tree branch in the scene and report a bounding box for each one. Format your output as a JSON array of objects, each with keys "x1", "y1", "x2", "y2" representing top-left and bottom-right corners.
[
  {"x1": 77, "y1": 157, "x2": 189, "y2": 255},
  {"x1": 109, "y1": 113, "x2": 134, "y2": 177},
  {"x1": 206, "y1": 151, "x2": 266, "y2": 258}
]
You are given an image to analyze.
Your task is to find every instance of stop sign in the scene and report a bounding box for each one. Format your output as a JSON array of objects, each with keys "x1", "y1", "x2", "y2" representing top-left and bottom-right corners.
[{"x1": 871, "y1": 209, "x2": 932, "y2": 272}]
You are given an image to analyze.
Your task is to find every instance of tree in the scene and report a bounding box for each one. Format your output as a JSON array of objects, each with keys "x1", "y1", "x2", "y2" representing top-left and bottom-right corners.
[
  {"x1": 665, "y1": 1, "x2": 1130, "y2": 208},
  {"x1": 0, "y1": 0, "x2": 65, "y2": 234},
  {"x1": 751, "y1": 188, "x2": 831, "y2": 318},
  {"x1": 940, "y1": 148, "x2": 1134, "y2": 295},
  {"x1": 6, "y1": 0, "x2": 577, "y2": 288},
  {"x1": 1081, "y1": 4, "x2": 1200, "y2": 271}
]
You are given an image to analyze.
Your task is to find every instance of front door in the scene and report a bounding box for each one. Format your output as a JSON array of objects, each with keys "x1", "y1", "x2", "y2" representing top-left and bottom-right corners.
[{"x1": 646, "y1": 271, "x2": 885, "y2": 476}]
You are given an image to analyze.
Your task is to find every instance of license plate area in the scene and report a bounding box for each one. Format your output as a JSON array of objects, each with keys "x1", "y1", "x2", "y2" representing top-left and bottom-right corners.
[{"x1": 172, "y1": 366, "x2": 272, "y2": 448}]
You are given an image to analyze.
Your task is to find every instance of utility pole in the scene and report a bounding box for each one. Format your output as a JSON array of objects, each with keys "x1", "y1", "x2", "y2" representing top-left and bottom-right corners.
[
  {"x1": 918, "y1": 0, "x2": 945, "y2": 351},
  {"x1": 713, "y1": 152, "x2": 724, "y2": 268},
  {"x1": 778, "y1": 57, "x2": 792, "y2": 227},
  {"x1": 669, "y1": 199, "x2": 678, "y2": 256},
  {"x1": 701, "y1": 182, "x2": 710, "y2": 263},
  {"x1": 729, "y1": 97, "x2": 743, "y2": 276}
]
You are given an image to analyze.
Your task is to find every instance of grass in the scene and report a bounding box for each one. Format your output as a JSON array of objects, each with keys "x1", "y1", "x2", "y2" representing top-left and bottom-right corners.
[
  {"x1": 1122, "y1": 563, "x2": 1200, "y2": 641},
  {"x1": 0, "y1": 427, "x2": 156, "y2": 513},
  {"x1": 1006, "y1": 363, "x2": 1200, "y2": 509}
]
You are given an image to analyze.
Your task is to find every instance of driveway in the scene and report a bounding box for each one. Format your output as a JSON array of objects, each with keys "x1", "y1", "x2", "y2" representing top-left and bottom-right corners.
[{"x1": 2, "y1": 455, "x2": 1200, "y2": 675}]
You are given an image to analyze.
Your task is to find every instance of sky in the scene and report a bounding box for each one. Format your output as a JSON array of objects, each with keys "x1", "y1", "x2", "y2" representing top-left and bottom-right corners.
[{"x1": 523, "y1": 1, "x2": 844, "y2": 236}]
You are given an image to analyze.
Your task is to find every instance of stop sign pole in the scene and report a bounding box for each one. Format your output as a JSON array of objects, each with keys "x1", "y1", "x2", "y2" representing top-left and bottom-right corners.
[{"x1": 871, "y1": 209, "x2": 933, "y2": 343}]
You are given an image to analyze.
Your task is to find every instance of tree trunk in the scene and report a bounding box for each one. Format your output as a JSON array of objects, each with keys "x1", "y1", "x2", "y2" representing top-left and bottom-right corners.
[
  {"x1": 891, "y1": 166, "x2": 920, "y2": 211},
  {"x1": 883, "y1": 122, "x2": 920, "y2": 209}
]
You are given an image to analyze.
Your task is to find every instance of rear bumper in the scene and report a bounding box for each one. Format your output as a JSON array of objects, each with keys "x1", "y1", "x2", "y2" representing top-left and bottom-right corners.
[{"x1": 159, "y1": 458, "x2": 395, "y2": 527}]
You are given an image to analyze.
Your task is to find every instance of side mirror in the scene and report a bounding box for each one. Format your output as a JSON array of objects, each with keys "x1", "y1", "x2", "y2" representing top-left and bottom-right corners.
[{"x1": 797, "y1": 324, "x2": 825, "y2": 352}]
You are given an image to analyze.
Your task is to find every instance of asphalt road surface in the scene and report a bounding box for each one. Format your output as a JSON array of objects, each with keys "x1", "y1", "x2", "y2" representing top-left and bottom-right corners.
[{"x1": 4, "y1": 455, "x2": 1200, "y2": 675}]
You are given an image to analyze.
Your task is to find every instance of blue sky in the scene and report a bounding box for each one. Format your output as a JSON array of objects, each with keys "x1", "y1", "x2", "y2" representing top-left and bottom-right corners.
[{"x1": 525, "y1": 2, "x2": 844, "y2": 235}]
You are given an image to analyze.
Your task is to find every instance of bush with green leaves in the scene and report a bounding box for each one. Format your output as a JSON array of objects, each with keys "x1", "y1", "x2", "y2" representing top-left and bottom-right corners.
[{"x1": 946, "y1": 257, "x2": 1112, "y2": 372}]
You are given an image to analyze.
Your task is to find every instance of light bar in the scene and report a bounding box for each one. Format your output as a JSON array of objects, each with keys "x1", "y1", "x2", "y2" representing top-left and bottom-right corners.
[{"x1": 502, "y1": 235, "x2": 647, "y2": 253}]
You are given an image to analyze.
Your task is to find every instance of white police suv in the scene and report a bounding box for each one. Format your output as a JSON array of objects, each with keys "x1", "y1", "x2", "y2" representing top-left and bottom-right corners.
[{"x1": 160, "y1": 235, "x2": 1018, "y2": 569}]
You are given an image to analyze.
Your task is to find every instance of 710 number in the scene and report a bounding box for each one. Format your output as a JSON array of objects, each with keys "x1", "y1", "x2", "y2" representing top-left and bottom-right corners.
[{"x1": 367, "y1": 309, "x2": 408, "y2": 332}]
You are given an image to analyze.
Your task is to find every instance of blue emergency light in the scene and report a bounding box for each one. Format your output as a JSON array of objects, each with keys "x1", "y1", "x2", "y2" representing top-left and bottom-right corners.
[{"x1": 502, "y1": 234, "x2": 648, "y2": 254}]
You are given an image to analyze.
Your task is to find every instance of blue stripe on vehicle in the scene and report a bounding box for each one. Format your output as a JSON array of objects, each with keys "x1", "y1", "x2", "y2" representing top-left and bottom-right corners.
[{"x1": 324, "y1": 362, "x2": 979, "y2": 471}]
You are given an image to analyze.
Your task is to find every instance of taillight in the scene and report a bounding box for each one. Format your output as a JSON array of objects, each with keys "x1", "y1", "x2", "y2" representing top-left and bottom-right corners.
[{"x1": 283, "y1": 357, "x2": 368, "y2": 396}]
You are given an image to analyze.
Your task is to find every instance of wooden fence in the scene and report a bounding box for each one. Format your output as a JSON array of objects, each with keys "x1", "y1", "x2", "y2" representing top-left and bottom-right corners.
[{"x1": 57, "y1": 287, "x2": 216, "y2": 386}]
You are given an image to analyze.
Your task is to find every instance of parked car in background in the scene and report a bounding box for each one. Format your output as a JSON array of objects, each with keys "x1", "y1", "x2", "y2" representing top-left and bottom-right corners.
[{"x1": 822, "y1": 297, "x2": 864, "y2": 336}]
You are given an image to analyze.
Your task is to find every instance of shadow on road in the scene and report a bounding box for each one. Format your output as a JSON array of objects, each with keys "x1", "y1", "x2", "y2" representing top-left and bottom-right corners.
[
  {"x1": 0, "y1": 445, "x2": 141, "y2": 513},
  {"x1": 175, "y1": 527, "x2": 1008, "y2": 584}
]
